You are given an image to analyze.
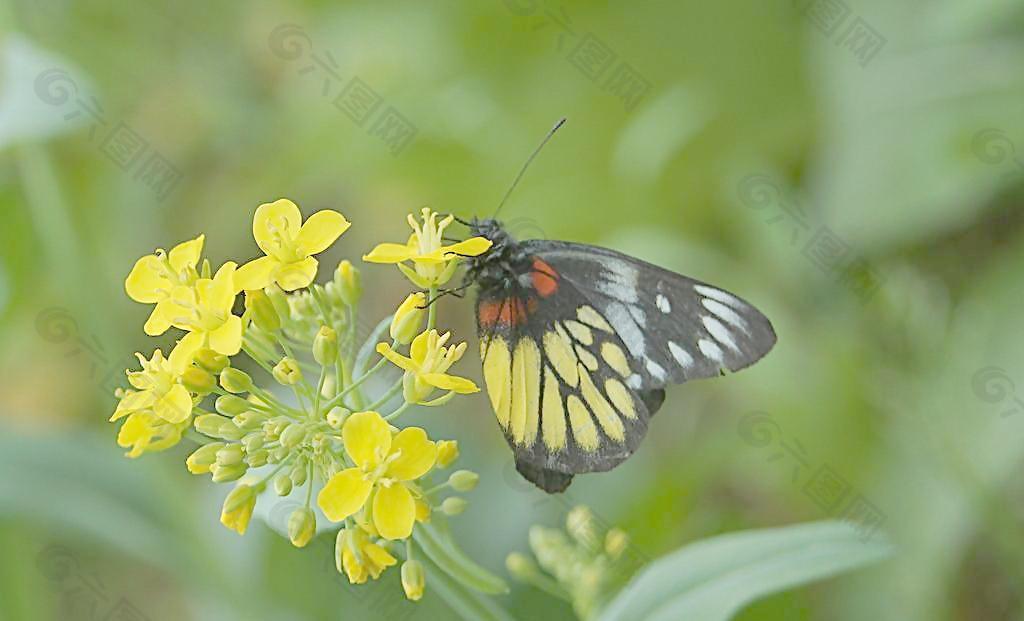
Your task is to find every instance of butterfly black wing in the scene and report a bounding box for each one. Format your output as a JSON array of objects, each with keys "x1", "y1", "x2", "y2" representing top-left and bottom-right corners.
[{"x1": 475, "y1": 239, "x2": 776, "y2": 493}]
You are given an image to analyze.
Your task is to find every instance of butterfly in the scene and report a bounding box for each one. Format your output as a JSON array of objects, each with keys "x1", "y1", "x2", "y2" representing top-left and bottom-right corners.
[{"x1": 455, "y1": 121, "x2": 777, "y2": 493}]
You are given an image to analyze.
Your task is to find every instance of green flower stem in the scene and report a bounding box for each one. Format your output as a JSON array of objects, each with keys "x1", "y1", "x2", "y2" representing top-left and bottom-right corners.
[
  {"x1": 413, "y1": 523, "x2": 509, "y2": 595},
  {"x1": 244, "y1": 381, "x2": 305, "y2": 419},
  {"x1": 427, "y1": 285, "x2": 439, "y2": 330},
  {"x1": 384, "y1": 401, "x2": 413, "y2": 421},
  {"x1": 242, "y1": 342, "x2": 279, "y2": 376},
  {"x1": 321, "y1": 356, "x2": 389, "y2": 412},
  {"x1": 366, "y1": 379, "x2": 403, "y2": 411},
  {"x1": 421, "y1": 481, "x2": 451, "y2": 496},
  {"x1": 313, "y1": 367, "x2": 328, "y2": 417},
  {"x1": 255, "y1": 456, "x2": 294, "y2": 487}
]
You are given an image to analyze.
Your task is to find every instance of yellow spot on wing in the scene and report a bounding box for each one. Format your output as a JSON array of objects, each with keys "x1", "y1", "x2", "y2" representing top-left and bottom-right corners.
[
  {"x1": 600, "y1": 342, "x2": 631, "y2": 377},
  {"x1": 541, "y1": 367, "x2": 567, "y2": 451},
  {"x1": 578, "y1": 306, "x2": 613, "y2": 333},
  {"x1": 605, "y1": 377, "x2": 637, "y2": 420},
  {"x1": 580, "y1": 369, "x2": 625, "y2": 441},
  {"x1": 544, "y1": 330, "x2": 578, "y2": 388},
  {"x1": 564, "y1": 320, "x2": 594, "y2": 345},
  {"x1": 566, "y1": 395, "x2": 600, "y2": 451},
  {"x1": 481, "y1": 339, "x2": 511, "y2": 430},
  {"x1": 510, "y1": 339, "x2": 541, "y2": 446},
  {"x1": 575, "y1": 345, "x2": 599, "y2": 371}
]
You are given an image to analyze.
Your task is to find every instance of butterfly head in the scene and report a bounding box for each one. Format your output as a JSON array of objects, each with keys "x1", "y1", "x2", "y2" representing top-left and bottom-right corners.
[{"x1": 463, "y1": 218, "x2": 529, "y2": 290}]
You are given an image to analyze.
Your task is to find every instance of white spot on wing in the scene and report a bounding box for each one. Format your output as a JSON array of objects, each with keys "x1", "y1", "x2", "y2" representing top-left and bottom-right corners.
[
  {"x1": 656, "y1": 294, "x2": 671, "y2": 313},
  {"x1": 626, "y1": 374, "x2": 642, "y2": 389},
  {"x1": 698, "y1": 338, "x2": 724, "y2": 363},
  {"x1": 596, "y1": 260, "x2": 640, "y2": 303},
  {"x1": 702, "y1": 316, "x2": 740, "y2": 352},
  {"x1": 668, "y1": 341, "x2": 693, "y2": 369},
  {"x1": 695, "y1": 285, "x2": 743, "y2": 309},
  {"x1": 604, "y1": 301, "x2": 645, "y2": 358},
  {"x1": 702, "y1": 299, "x2": 748, "y2": 333},
  {"x1": 628, "y1": 305, "x2": 646, "y2": 327},
  {"x1": 646, "y1": 359, "x2": 667, "y2": 382}
]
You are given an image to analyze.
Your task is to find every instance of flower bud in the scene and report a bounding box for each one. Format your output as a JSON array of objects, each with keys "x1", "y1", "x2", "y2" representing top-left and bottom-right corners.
[
  {"x1": 215, "y1": 443, "x2": 245, "y2": 466},
  {"x1": 273, "y1": 358, "x2": 302, "y2": 385},
  {"x1": 440, "y1": 496, "x2": 467, "y2": 516},
  {"x1": 220, "y1": 484, "x2": 257, "y2": 535},
  {"x1": 605, "y1": 528, "x2": 629, "y2": 559},
  {"x1": 335, "y1": 260, "x2": 361, "y2": 306},
  {"x1": 211, "y1": 461, "x2": 248, "y2": 483},
  {"x1": 436, "y1": 440, "x2": 459, "y2": 468},
  {"x1": 313, "y1": 326, "x2": 338, "y2": 366},
  {"x1": 215, "y1": 394, "x2": 250, "y2": 416},
  {"x1": 194, "y1": 349, "x2": 229, "y2": 374},
  {"x1": 401, "y1": 560, "x2": 425, "y2": 601},
  {"x1": 195, "y1": 413, "x2": 232, "y2": 437},
  {"x1": 448, "y1": 470, "x2": 479, "y2": 492},
  {"x1": 245, "y1": 289, "x2": 280, "y2": 332},
  {"x1": 325, "y1": 407, "x2": 349, "y2": 429},
  {"x1": 181, "y1": 367, "x2": 216, "y2": 394},
  {"x1": 241, "y1": 432, "x2": 264, "y2": 451},
  {"x1": 220, "y1": 368, "x2": 254, "y2": 394},
  {"x1": 264, "y1": 284, "x2": 291, "y2": 323},
  {"x1": 186, "y1": 442, "x2": 224, "y2": 474},
  {"x1": 246, "y1": 449, "x2": 269, "y2": 467},
  {"x1": 390, "y1": 292, "x2": 427, "y2": 345},
  {"x1": 288, "y1": 507, "x2": 317, "y2": 548},
  {"x1": 274, "y1": 473, "x2": 293, "y2": 496},
  {"x1": 280, "y1": 423, "x2": 307, "y2": 449},
  {"x1": 290, "y1": 462, "x2": 309, "y2": 487},
  {"x1": 234, "y1": 410, "x2": 268, "y2": 431},
  {"x1": 505, "y1": 553, "x2": 537, "y2": 580},
  {"x1": 566, "y1": 506, "x2": 598, "y2": 548}
]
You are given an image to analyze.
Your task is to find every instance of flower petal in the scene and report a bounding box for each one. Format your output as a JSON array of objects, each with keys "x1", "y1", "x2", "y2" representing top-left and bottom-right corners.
[
  {"x1": 386, "y1": 427, "x2": 437, "y2": 481},
  {"x1": 155, "y1": 384, "x2": 192, "y2": 423},
  {"x1": 254, "y1": 199, "x2": 302, "y2": 255},
  {"x1": 110, "y1": 390, "x2": 156, "y2": 421},
  {"x1": 143, "y1": 304, "x2": 173, "y2": 336},
  {"x1": 208, "y1": 315, "x2": 243, "y2": 356},
  {"x1": 274, "y1": 256, "x2": 319, "y2": 291},
  {"x1": 167, "y1": 339, "x2": 196, "y2": 372},
  {"x1": 421, "y1": 372, "x2": 479, "y2": 394},
  {"x1": 318, "y1": 468, "x2": 374, "y2": 522},
  {"x1": 364, "y1": 543, "x2": 397, "y2": 578},
  {"x1": 372, "y1": 483, "x2": 416, "y2": 540},
  {"x1": 125, "y1": 255, "x2": 168, "y2": 304},
  {"x1": 376, "y1": 343, "x2": 416, "y2": 373},
  {"x1": 210, "y1": 262, "x2": 238, "y2": 310},
  {"x1": 440, "y1": 236, "x2": 493, "y2": 258},
  {"x1": 363, "y1": 243, "x2": 415, "y2": 264},
  {"x1": 409, "y1": 330, "x2": 432, "y2": 364},
  {"x1": 295, "y1": 210, "x2": 351, "y2": 255},
  {"x1": 168, "y1": 234, "x2": 205, "y2": 272},
  {"x1": 235, "y1": 256, "x2": 279, "y2": 292},
  {"x1": 175, "y1": 331, "x2": 205, "y2": 364},
  {"x1": 342, "y1": 411, "x2": 392, "y2": 469}
]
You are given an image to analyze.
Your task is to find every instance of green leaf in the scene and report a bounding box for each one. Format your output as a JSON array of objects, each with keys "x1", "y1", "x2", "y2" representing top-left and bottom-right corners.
[
  {"x1": 597, "y1": 520, "x2": 893, "y2": 621},
  {"x1": 413, "y1": 522, "x2": 510, "y2": 595}
]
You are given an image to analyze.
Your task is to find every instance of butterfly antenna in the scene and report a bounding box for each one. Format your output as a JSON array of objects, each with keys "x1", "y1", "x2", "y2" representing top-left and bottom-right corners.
[{"x1": 493, "y1": 117, "x2": 566, "y2": 219}]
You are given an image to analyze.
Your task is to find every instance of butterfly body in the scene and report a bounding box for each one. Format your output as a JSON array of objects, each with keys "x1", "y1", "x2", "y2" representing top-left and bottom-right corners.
[{"x1": 463, "y1": 218, "x2": 777, "y2": 493}]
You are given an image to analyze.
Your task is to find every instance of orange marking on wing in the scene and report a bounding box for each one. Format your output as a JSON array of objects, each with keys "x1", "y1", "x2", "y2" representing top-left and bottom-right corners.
[
  {"x1": 479, "y1": 298, "x2": 530, "y2": 327},
  {"x1": 531, "y1": 258, "x2": 559, "y2": 298}
]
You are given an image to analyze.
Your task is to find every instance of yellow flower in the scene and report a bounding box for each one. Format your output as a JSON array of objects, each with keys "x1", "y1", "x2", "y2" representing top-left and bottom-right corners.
[
  {"x1": 236, "y1": 199, "x2": 351, "y2": 292},
  {"x1": 317, "y1": 411, "x2": 437, "y2": 540},
  {"x1": 111, "y1": 344, "x2": 195, "y2": 424},
  {"x1": 220, "y1": 484, "x2": 257, "y2": 535},
  {"x1": 125, "y1": 235, "x2": 205, "y2": 334},
  {"x1": 156, "y1": 262, "x2": 244, "y2": 356},
  {"x1": 389, "y1": 292, "x2": 427, "y2": 345},
  {"x1": 363, "y1": 208, "x2": 491, "y2": 288},
  {"x1": 377, "y1": 330, "x2": 479, "y2": 405},
  {"x1": 116, "y1": 412, "x2": 190, "y2": 458},
  {"x1": 336, "y1": 528, "x2": 397, "y2": 584}
]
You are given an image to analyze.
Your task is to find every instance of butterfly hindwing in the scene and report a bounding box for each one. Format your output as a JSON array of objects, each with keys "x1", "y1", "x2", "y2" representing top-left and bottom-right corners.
[{"x1": 477, "y1": 276, "x2": 660, "y2": 492}]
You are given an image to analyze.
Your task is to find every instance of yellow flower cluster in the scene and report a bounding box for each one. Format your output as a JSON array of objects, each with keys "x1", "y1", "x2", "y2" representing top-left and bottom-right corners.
[{"x1": 112, "y1": 201, "x2": 492, "y2": 603}]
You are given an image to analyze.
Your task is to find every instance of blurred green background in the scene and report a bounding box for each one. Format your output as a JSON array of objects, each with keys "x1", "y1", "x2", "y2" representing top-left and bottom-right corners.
[{"x1": 3, "y1": 0, "x2": 1024, "y2": 619}]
